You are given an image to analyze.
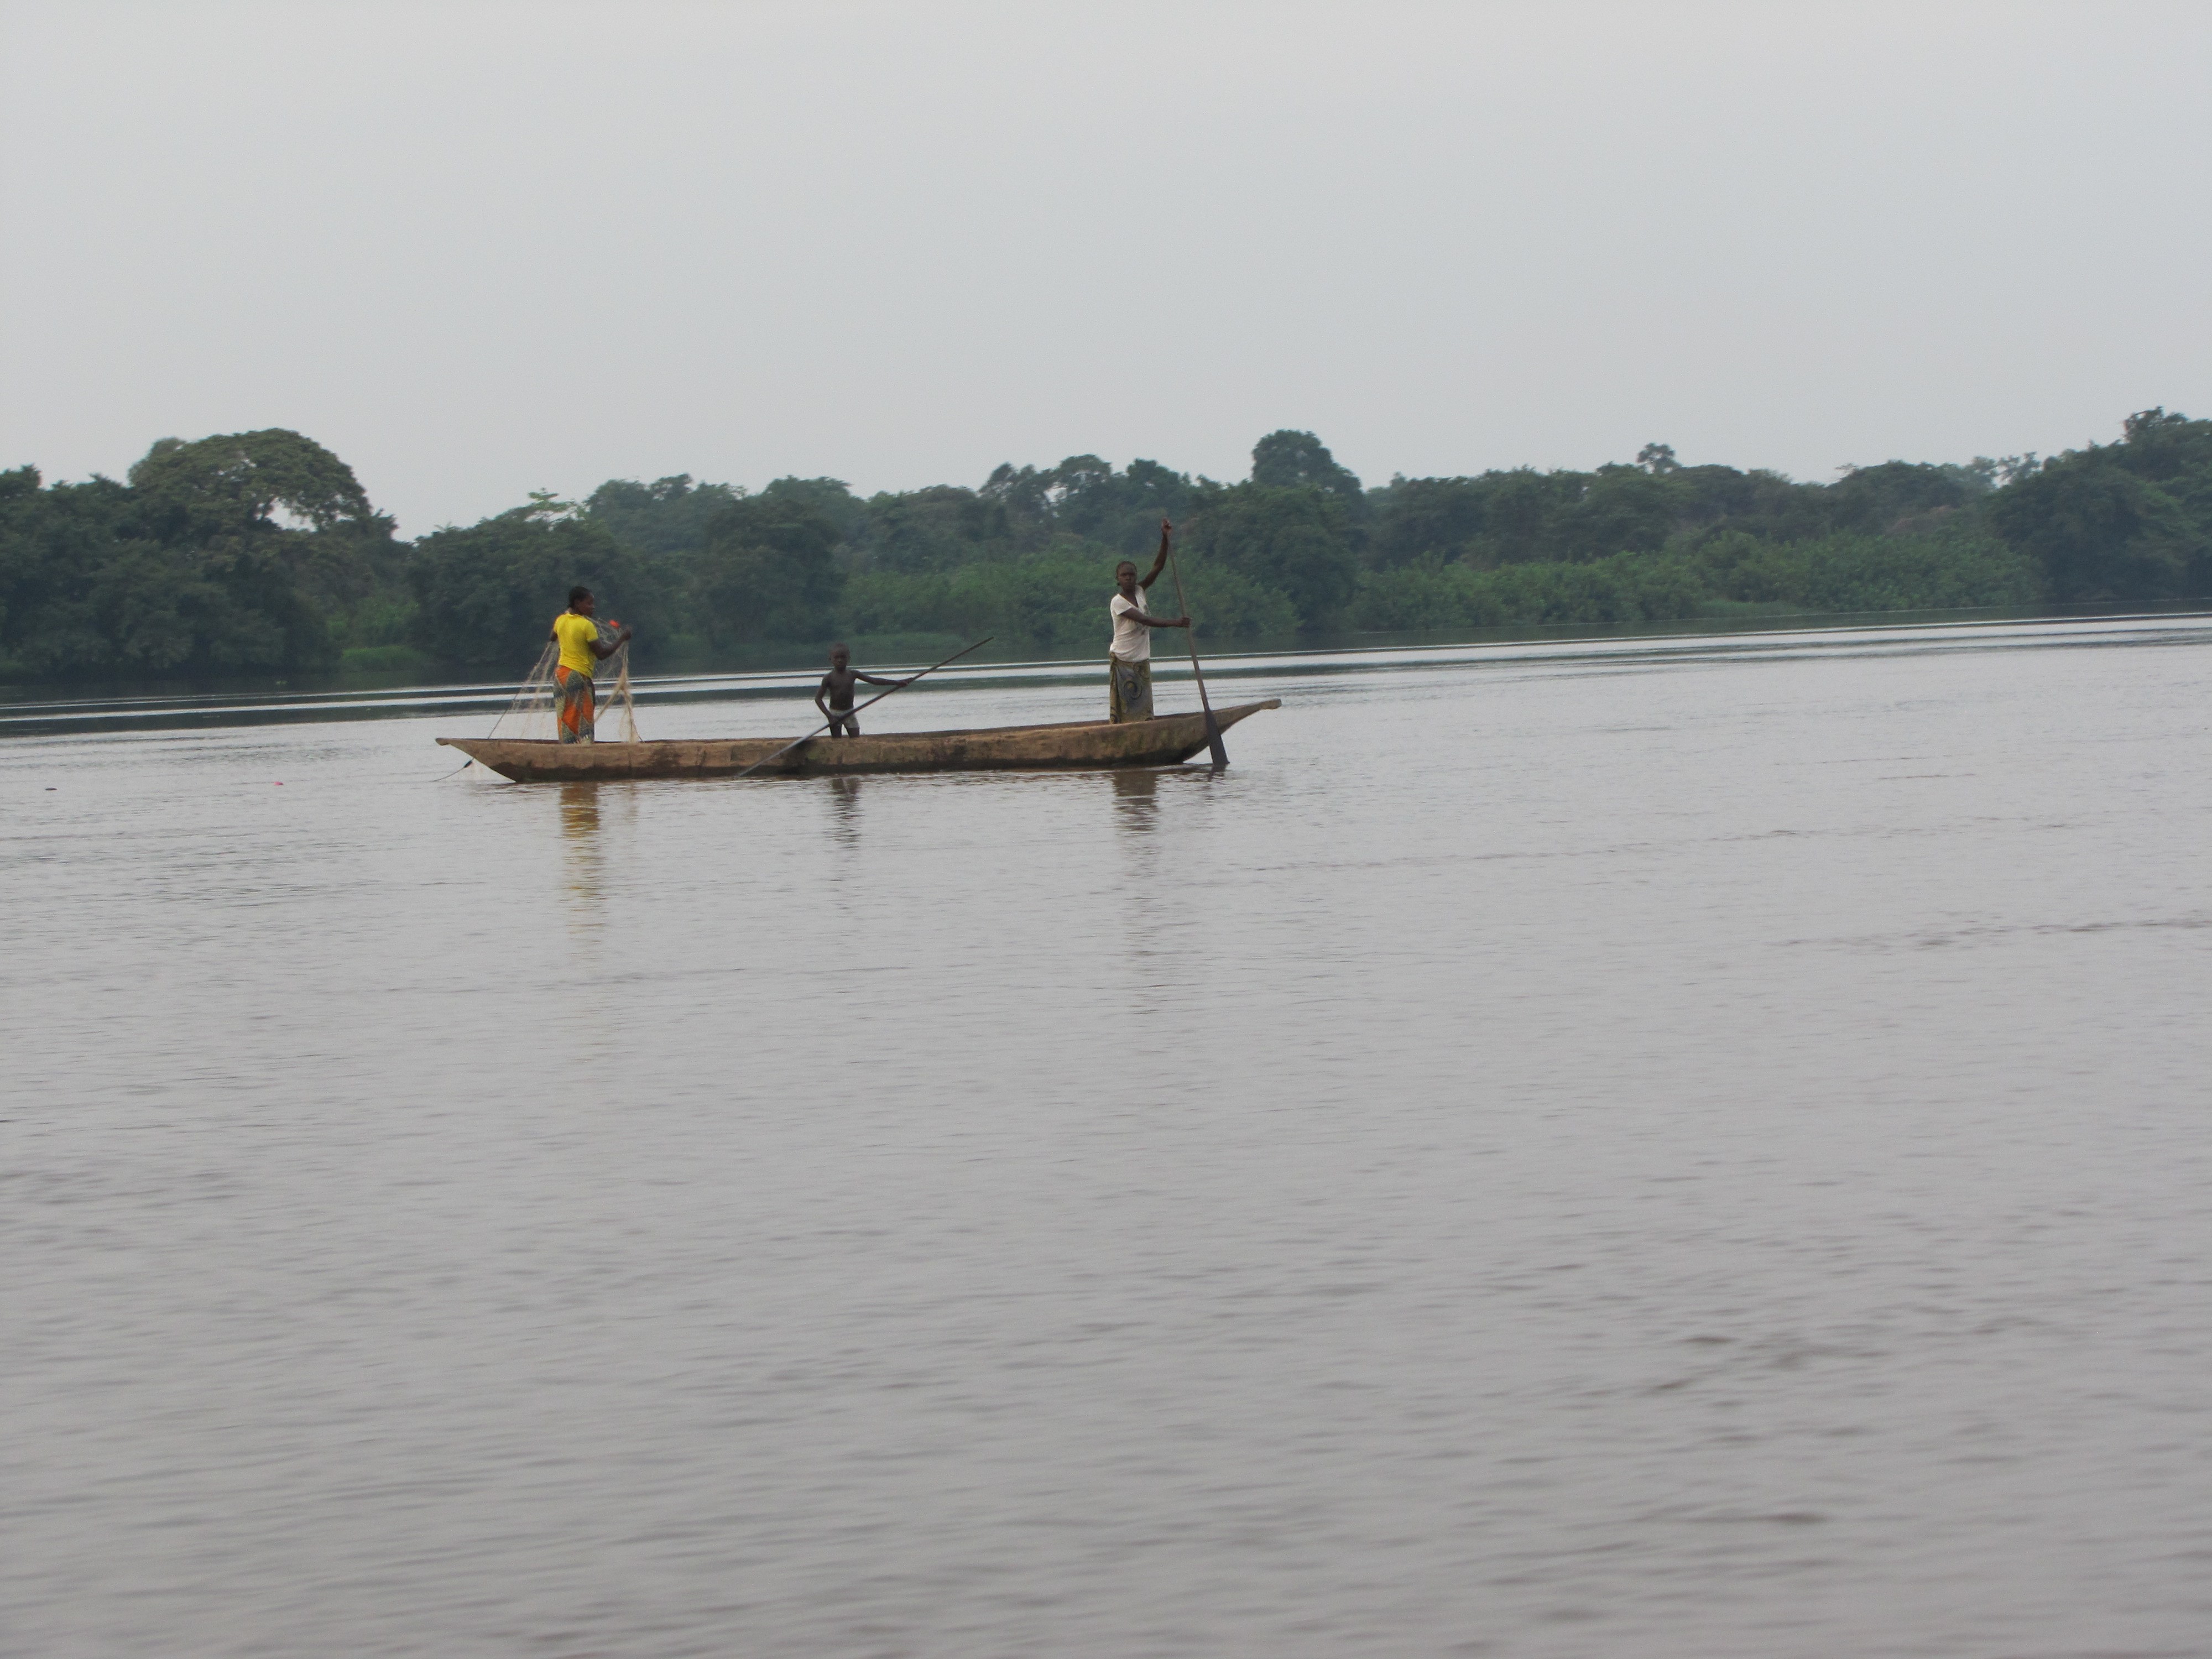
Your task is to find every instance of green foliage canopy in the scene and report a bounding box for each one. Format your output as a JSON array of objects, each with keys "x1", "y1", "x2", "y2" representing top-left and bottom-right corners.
[
  {"x1": 1250, "y1": 429, "x2": 1365, "y2": 512},
  {"x1": 1986, "y1": 409, "x2": 2212, "y2": 601},
  {"x1": 410, "y1": 502, "x2": 655, "y2": 667},
  {"x1": 688, "y1": 492, "x2": 847, "y2": 645},
  {"x1": 583, "y1": 475, "x2": 743, "y2": 558},
  {"x1": 8, "y1": 409, "x2": 2212, "y2": 682},
  {"x1": 0, "y1": 430, "x2": 403, "y2": 678},
  {"x1": 1183, "y1": 483, "x2": 1360, "y2": 627}
]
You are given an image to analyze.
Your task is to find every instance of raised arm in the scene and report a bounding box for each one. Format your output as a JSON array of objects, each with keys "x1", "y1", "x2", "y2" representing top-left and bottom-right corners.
[
  {"x1": 1138, "y1": 518, "x2": 1171, "y2": 589},
  {"x1": 587, "y1": 620, "x2": 634, "y2": 660},
  {"x1": 854, "y1": 670, "x2": 910, "y2": 687}
]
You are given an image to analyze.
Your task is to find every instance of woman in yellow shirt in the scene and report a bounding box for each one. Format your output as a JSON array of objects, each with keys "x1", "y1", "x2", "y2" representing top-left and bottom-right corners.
[{"x1": 549, "y1": 586, "x2": 633, "y2": 744}]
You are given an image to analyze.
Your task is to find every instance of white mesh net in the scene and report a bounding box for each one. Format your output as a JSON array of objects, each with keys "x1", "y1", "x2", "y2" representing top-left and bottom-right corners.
[
  {"x1": 603, "y1": 638, "x2": 641, "y2": 743},
  {"x1": 488, "y1": 640, "x2": 558, "y2": 740}
]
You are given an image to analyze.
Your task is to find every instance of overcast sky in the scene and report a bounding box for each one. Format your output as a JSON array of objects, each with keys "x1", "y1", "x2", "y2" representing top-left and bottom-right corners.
[{"x1": 3, "y1": 1, "x2": 2208, "y2": 534}]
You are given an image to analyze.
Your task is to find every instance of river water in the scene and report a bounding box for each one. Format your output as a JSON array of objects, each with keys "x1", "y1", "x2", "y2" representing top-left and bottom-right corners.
[{"x1": 6, "y1": 616, "x2": 2210, "y2": 1657}]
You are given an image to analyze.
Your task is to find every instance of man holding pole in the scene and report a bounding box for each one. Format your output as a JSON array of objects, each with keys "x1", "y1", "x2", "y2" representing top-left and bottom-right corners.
[{"x1": 1107, "y1": 520, "x2": 1190, "y2": 723}]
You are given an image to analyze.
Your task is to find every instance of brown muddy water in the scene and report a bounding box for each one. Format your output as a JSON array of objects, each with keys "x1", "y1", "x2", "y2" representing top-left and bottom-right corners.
[{"x1": 4, "y1": 617, "x2": 2210, "y2": 1657}]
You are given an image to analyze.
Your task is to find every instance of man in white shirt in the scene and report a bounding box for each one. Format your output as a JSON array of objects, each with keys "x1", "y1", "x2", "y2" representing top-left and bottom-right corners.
[{"x1": 1108, "y1": 518, "x2": 1191, "y2": 722}]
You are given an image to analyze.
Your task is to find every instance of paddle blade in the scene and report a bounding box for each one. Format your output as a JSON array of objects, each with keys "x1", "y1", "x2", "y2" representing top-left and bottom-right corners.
[{"x1": 1204, "y1": 713, "x2": 1228, "y2": 768}]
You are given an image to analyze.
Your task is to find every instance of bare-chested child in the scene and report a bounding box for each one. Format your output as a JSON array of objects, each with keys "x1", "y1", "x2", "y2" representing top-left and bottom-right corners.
[{"x1": 814, "y1": 643, "x2": 910, "y2": 737}]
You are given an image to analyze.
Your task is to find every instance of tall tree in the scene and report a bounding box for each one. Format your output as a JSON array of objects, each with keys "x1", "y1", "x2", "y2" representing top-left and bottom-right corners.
[
  {"x1": 585, "y1": 475, "x2": 744, "y2": 557},
  {"x1": 1985, "y1": 409, "x2": 2212, "y2": 601},
  {"x1": 759, "y1": 477, "x2": 869, "y2": 546},
  {"x1": 1250, "y1": 430, "x2": 1364, "y2": 508},
  {"x1": 1184, "y1": 482, "x2": 1359, "y2": 628},
  {"x1": 1989, "y1": 458, "x2": 2198, "y2": 601},
  {"x1": 410, "y1": 501, "x2": 656, "y2": 666},
  {"x1": 690, "y1": 493, "x2": 846, "y2": 643},
  {"x1": 127, "y1": 428, "x2": 378, "y2": 536},
  {"x1": 859, "y1": 486, "x2": 1012, "y2": 571}
]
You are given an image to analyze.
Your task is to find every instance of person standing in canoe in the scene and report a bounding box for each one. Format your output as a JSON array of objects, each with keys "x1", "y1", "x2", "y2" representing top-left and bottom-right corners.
[
  {"x1": 550, "y1": 586, "x2": 633, "y2": 744},
  {"x1": 1108, "y1": 519, "x2": 1191, "y2": 722},
  {"x1": 813, "y1": 643, "x2": 912, "y2": 737}
]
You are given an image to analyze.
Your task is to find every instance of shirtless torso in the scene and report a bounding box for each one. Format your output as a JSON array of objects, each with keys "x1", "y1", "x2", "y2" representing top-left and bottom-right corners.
[{"x1": 815, "y1": 646, "x2": 905, "y2": 737}]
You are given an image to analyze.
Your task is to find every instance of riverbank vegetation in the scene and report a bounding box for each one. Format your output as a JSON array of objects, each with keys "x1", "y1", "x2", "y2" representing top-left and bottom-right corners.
[{"x1": 3, "y1": 411, "x2": 2209, "y2": 681}]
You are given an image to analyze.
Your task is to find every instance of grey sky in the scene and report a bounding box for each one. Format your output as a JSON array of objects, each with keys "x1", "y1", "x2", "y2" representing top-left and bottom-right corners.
[{"x1": 4, "y1": 0, "x2": 2208, "y2": 534}]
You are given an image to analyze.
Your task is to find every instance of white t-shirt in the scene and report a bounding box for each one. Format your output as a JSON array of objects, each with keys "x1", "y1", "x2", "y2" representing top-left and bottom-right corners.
[{"x1": 1109, "y1": 588, "x2": 1150, "y2": 662}]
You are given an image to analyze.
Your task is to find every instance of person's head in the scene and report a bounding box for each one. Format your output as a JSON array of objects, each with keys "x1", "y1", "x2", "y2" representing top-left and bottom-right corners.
[
  {"x1": 1115, "y1": 560, "x2": 1138, "y2": 597},
  {"x1": 567, "y1": 586, "x2": 596, "y2": 616},
  {"x1": 829, "y1": 643, "x2": 851, "y2": 669}
]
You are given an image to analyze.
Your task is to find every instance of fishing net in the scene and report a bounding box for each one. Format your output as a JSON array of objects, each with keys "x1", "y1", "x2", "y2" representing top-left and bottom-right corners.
[
  {"x1": 488, "y1": 641, "x2": 559, "y2": 739},
  {"x1": 602, "y1": 637, "x2": 641, "y2": 743},
  {"x1": 485, "y1": 622, "x2": 640, "y2": 743}
]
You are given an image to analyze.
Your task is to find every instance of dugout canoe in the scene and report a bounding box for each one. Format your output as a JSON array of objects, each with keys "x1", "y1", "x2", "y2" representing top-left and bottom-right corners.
[{"x1": 435, "y1": 699, "x2": 1281, "y2": 781}]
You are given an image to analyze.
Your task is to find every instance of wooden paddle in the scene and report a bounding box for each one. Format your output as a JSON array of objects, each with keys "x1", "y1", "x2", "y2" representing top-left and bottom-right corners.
[
  {"x1": 1165, "y1": 546, "x2": 1228, "y2": 767},
  {"x1": 732, "y1": 637, "x2": 994, "y2": 780}
]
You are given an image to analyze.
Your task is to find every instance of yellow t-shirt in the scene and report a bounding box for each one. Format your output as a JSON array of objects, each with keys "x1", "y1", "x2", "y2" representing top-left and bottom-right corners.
[{"x1": 552, "y1": 612, "x2": 600, "y2": 676}]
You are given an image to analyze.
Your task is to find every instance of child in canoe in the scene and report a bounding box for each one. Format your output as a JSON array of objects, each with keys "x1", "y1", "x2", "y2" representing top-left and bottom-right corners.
[{"x1": 814, "y1": 644, "x2": 912, "y2": 737}]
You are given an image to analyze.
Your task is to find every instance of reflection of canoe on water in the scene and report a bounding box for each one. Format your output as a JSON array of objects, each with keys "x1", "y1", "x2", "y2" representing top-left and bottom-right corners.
[{"x1": 437, "y1": 700, "x2": 1281, "y2": 781}]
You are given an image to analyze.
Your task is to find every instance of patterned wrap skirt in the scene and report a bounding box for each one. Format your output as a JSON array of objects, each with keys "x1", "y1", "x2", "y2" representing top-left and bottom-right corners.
[
  {"x1": 1108, "y1": 654, "x2": 1152, "y2": 723},
  {"x1": 555, "y1": 665, "x2": 596, "y2": 744}
]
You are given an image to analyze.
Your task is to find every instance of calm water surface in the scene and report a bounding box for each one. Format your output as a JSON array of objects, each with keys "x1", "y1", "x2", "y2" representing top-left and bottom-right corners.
[{"x1": 6, "y1": 618, "x2": 2211, "y2": 1657}]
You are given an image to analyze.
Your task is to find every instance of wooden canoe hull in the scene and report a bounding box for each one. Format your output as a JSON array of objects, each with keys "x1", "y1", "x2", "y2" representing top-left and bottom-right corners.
[{"x1": 436, "y1": 699, "x2": 1281, "y2": 781}]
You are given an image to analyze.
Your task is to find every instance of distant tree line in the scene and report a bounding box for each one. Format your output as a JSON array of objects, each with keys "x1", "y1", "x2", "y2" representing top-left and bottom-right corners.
[{"x1": 4, "y1": 411, "x2": 2211, "y2": 681}]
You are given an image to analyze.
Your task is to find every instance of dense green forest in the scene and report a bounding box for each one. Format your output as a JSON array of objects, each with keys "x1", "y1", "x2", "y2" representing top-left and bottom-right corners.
[{"x1": 4, "y1": 411, "x2": 2210, "y2": 681}]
